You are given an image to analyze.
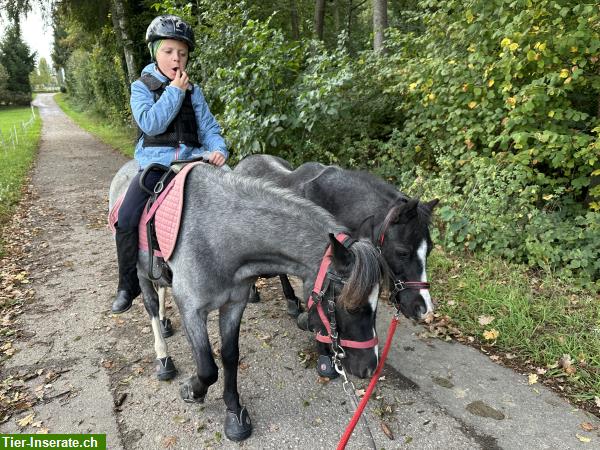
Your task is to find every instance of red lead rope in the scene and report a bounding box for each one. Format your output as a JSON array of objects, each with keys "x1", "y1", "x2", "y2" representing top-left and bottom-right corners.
[{"x1": 337, "y1": 315, "x2": 400, "y2": 450}]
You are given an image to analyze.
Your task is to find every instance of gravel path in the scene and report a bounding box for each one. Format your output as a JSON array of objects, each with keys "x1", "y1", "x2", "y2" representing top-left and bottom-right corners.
[{"x1": 0, "y1": 93, "x2": 598, "y2": 449}]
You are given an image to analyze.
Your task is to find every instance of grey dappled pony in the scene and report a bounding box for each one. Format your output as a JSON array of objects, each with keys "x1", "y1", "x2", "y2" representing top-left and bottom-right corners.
[
  {"x1": 234, "y1": 154, "x2": 438, "y2": 321},
  {"x1": 109, "y1": 160, "x2": 384, "y2": 442}
]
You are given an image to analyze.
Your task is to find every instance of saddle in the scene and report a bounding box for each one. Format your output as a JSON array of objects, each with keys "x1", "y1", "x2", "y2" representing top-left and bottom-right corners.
[{"x1": 108, "y1": 159, "x2": 206, "y2": 279}]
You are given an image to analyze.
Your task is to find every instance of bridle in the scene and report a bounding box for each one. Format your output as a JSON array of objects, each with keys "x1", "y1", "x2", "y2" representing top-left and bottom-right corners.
[
  {"x1": 306, "y1": 233, "x2": 379, "y2": 357},
  {"x1": 376, "y1": 205, "x2": 430, "y2": 308}
]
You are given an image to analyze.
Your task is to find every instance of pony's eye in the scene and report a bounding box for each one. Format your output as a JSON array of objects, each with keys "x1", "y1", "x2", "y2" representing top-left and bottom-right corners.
[{"x1": 394, "y1": 247, "x2": 410, "y2": 258}]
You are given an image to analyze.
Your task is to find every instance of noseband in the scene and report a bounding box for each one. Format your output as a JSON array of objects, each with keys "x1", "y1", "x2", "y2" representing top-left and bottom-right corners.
[
  {"x1": 377, "y1": 205, "x2": 430, "y2": 307},
  {"x1": 307, "y1": 233, "x2": 379, "y2": 351}
]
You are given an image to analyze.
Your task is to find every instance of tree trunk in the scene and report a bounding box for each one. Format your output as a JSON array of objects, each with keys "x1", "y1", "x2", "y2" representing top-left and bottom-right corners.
[
  {"x1": 110, "y1": 0, "x2": 137, "y2": 83},
  {"x1": 373, "y1": 0, "x2": 388, "y2": 52},
  {"x1": 314, "y1": 0, "x2": 326, "y2": 40},
  {"x1": 332, "y1": 0, "x2": 340, "y2": 35},
  {"x1": 290, "y1": 0, "x2": 300, "y2": 40}
]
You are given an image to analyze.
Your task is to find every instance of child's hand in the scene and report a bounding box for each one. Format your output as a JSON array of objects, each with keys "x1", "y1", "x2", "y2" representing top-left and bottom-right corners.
[
  {"x1": 171, "y1": 69, "x2": 189, "y2": 91},
  {"x1": 207, "y1": 151, "x2": 226, "y2": 167}
]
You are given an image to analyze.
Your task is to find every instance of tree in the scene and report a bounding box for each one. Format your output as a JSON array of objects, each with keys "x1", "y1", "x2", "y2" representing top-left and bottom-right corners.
[
  {"x1": 314, "y1": 0, "x2": 326, "y2": 40},
  {"x1": 0, "y1": 63, "x2": 9, "y2": 102},
  {"x1": 372, "y1": 0, "x2": 387, "y2": 52},
  {"x1": 30, "y1": 57, "x2": 55, "y2": 89},
  {"x1": 0, "y1": 22, "x2": 36, "y2": 104},
  {"x1": 290, "y1": 0, "x2": 300, "y2": 39},
  {"x1": 110, "y1": 0, "x2": 137, "y2": 83}
]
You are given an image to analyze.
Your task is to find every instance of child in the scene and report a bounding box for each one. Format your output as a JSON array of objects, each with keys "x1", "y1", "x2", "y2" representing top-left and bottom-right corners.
[{"x1": 112, "y1": 15, "x2": 228, "y2": 314}]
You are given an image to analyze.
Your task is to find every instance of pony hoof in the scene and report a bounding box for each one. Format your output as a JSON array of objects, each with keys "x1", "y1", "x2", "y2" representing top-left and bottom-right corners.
[
  {"x1": 156, "y1": 356, "x2": 177, "y2": 381},
  {"x1": 248, "y1": 287, "x2": 261, "y2": 303},
  {"x1": 286, "y1": 298, "x2": 303, "y2": 318},
  {"x1": 180, "y1": 381, "x2": 205, "y2": 403},
  {"x1": 296, "y1": 312, "x2": 312, "y2": 331},
  {"x1": 316, "y1": 355, "x2": 339, "y2": 379},
  {"x1": 160, "y1": 318, "x2": 174, "y2": 338},
  {"x1": 224, "y1": 407, "x2": 252, "y2": 442}
]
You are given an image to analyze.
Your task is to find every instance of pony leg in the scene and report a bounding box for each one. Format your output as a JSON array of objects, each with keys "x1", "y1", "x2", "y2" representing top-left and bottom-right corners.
[
  {"x1": 279, "y1": 274, "x2": 303, "y2": 317},
  {"x1": 219, "y1": 300, "x2": 252, "y2": 441},
  {"x1": 140, "y1": 278, "x2": 176, "y2": 380},
  {"x1": 177, "y1": 305, "x2": 218, "y2": 404},
  {"x1": 156, "y1": 285, "x2": 173, "y2": 337},
  {"x1": 247, "y1": 284, "x2": 260, "y2": 303}
]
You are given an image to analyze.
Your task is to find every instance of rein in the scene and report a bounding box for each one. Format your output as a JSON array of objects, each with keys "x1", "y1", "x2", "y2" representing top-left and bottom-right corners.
[
  {"x1": 336, "y1": 204, "x2": 433, "y2": 449},
  {"x1": 337, "y1": 313, "x2": 400, "y2": 450}
]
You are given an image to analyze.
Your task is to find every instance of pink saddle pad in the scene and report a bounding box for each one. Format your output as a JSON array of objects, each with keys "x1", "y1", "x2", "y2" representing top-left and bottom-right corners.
[{"x1": 108, "y1": 162, "x2": 202, "y2": 261}]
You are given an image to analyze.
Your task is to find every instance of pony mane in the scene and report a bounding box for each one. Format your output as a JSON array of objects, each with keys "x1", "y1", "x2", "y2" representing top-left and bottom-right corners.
[{"x1": 339, "y1": 239, "x2": 382, "y2": 310}]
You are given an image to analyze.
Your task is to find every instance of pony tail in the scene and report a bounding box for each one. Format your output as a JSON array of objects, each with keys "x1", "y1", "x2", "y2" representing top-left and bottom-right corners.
[{"x1": 339, "y1": 240, "x2": 382, "y2": 310}]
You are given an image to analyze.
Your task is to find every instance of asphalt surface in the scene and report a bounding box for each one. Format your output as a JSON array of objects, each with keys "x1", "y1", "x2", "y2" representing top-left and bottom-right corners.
[{"x1": 0, "y1": 93, "x2": 598, "y2": 449}]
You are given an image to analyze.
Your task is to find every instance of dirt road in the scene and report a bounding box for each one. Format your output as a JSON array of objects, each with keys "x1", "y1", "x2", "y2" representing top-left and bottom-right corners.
[{"x1": 0, "y1": 93, "x2": 598, "y2": 449}]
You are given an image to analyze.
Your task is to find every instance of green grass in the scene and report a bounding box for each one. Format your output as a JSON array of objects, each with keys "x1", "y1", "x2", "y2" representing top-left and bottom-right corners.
[
  {"x1": 54, "y1": 93, "x2": 136, "y2": 157},
  {"x1": 430, "y1": 249, "x2": 600, "y2": 407},
  {"x1": 0, "y1": 106, "x2": 41, "y2": 225}
]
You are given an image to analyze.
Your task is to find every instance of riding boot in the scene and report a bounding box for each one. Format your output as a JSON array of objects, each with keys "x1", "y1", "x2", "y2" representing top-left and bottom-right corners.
[{"x1": 111, "y1": 228, "x2": 141, "y2": 314}]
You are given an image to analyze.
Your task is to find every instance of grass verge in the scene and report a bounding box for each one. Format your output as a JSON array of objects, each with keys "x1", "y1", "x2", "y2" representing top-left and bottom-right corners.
[
  {"x1": 0, "y1": 105, "x2": 41, "y2": 229},
  {"x1": 429, "y1": 249, "x2": 600, "y2": 415},
  {"x1": 54, "y1": 93, "x2": 136, "y2": 157}
]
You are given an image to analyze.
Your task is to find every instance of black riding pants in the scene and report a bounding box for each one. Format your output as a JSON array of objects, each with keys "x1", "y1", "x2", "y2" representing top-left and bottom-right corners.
[{"x1": 117, "y1": 170, "x2": 164, "y2": 230}]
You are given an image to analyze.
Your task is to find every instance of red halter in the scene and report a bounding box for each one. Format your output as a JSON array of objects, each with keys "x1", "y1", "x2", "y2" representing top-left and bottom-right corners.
[{"x1": 306, "y1": 233, "x2": 379, "y2": 350}]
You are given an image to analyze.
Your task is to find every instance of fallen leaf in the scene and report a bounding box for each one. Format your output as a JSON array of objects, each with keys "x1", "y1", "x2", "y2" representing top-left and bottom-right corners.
[
  {"x1": 581, "y1": 422, "x2": 597, "y2": 432},
  {"x1": 595, "y1": 397, "x2": 600, "y2": 408},
  {"x1": 316, "y1": 376, "x2": 330, "y2": 384},
  {"x1": 478, "y1": 315, "x2": 495, "y2": 326},
  {"x1": 355, "y1": 389, "x2": 366, "y2": 398},
  {"x1": 576, "y1": 434, "x2": 591, "y2": 443},
  {"x1": 528, "y1": 374, "x2": 538, "y2": 385},
  {"x1": 381, "y1": 422, "x2": 394, "y2": 440},
  {"x1": 101, "y1": 360, "x2": 115, "y2": 369},
  {"x1": 559, "y1": 354, "x2": 576, "y2": 375},
  {"x1": 172, "y1": 415, "x2": 189, "y2": 424},
  {"x1": 17, "y1": 412, "x2": 35, "y2": 427},
  {"x1": 483, "y1": 329, "x2": 499, "y2": 340},
  {"x1": 162, "y1": 436, "x2": 177, "y2": 448},
  {"x1": 37, "y1": 428, "x2": 49, "y2": 434}
]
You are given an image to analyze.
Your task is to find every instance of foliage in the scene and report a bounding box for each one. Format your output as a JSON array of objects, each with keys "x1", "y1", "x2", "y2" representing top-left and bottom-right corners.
[
  {"x1": 0, "y1": 23, "x2": 36, "y2": 105},
  {"x1": 377, "y1": 0, "x2": 600, "y2": 283},
  {"x1": 29, "y1": 57, "x2": 57, "y2": 90},
  {"x1": 64, "y1": 36, "x2": 131, "y2": 125}
]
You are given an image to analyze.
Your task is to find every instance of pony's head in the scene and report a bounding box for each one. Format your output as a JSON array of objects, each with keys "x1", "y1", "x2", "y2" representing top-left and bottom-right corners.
[
  {"x1": 378, "y1": 198, "x2": 439, "y2": 320},
  {"x1": 307, "y1": 234, "x2": 382, "y2": 379}
]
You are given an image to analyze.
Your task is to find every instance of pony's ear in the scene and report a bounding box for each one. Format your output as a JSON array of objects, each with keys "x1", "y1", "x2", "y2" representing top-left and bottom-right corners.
[
  {"x1": 357, "y1": 215, "x2": 375, "y2": 242},
  {"x1": 424, "y1": 198, "x2": 439, "y2": 211},
  {"x1": 329, "y1": 233, "x2": 353, "y2": 271},
  {"x1": 395, "y1": 198, "x2": 419, "y2": 224}
]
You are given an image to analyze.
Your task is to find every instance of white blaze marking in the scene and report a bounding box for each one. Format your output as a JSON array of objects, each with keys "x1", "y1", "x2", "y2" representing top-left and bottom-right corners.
[
  {"x1": 368, "y1": 284, "x2": 380, "y2": 365},
  {"x1": 417, "y1": 240, "x2": 435, "y2": 316}
]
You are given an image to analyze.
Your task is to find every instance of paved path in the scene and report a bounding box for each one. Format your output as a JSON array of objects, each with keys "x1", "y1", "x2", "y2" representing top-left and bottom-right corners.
[{"x1": 1, "y1": 93, "x2": 598, "y2": 449}]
